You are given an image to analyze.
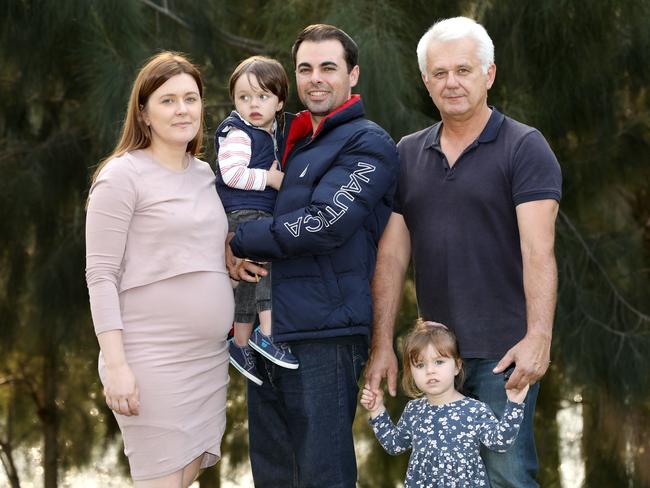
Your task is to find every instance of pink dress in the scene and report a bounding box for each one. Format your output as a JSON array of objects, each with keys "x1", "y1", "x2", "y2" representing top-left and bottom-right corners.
[{"x1": 85, "y1": 149, "x2": 234, "y2": 480}]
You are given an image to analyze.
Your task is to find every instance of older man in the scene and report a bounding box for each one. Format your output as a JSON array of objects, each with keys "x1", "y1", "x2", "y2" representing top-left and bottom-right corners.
[
  {"x1": 229, "y1": 24, "x2": 399, "y2": 488},
  {"x1": 366, "y1": 17, "x2": 562, "y2": 487}
]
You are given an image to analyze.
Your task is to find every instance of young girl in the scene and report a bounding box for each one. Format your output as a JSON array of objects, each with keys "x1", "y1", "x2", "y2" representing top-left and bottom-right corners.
[
  {"x1": 215, "y1": 56, "x2": 298, "y2": 385},
  {"x1": 360, "y1": 320, "x2": 529, "y2": 487}
]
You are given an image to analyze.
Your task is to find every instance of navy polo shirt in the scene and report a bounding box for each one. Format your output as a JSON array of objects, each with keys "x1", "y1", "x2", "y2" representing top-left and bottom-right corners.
[{"x1": 395, "y1": 108, "x2": 562, "y2": 358}]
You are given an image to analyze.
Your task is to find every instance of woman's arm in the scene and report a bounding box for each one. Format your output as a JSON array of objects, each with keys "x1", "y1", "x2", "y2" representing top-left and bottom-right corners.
[
  {"x1": 96, "y1": 330, "x2": 139, "y2": 416},
  {"x1": 85, "y1": 160, "x2": 140, "y2": 416}
]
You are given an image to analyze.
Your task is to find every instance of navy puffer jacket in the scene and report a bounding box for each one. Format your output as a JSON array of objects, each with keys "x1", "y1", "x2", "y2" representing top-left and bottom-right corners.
[{"x1": 230, "y1": 96, "x2": 399, "y2": 342}]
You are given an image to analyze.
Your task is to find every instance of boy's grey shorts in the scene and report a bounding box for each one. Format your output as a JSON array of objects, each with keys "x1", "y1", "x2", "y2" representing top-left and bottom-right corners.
[{"x1": 227, "y1": 209, "x2": 272, "y2": 323}]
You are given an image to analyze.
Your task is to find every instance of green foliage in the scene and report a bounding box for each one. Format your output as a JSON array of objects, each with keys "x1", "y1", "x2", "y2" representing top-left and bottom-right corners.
[
  {"x1": 1, "y1": 0, "x2": 649, "y2": 486},
  {"x1": 483, "y1": 2, "x2": 650, "y2": 484},
  {"x1": 0, "y1": 1, "x2": 140, "y2": 486}
]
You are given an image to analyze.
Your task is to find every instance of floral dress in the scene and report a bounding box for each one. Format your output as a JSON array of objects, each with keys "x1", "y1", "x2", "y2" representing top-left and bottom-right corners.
[{"x1": 369, "y1": 397, "x2": 524, "y2": 487}]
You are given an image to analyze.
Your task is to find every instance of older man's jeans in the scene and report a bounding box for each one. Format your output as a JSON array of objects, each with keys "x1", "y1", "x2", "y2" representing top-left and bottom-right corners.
[
  {"x1": 247, "y1": 338, "x2": 368, "y2": 488},
  {"x1": 462, "y1": 358, "x2": 541, "y2": 488}
]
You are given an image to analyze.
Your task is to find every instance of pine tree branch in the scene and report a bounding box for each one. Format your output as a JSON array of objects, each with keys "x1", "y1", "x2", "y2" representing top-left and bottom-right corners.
[
  {"x1": 138, "y1": 0, "x2": 272, "y2": 53},
  {"x1": 16, "y1": 363, "x2": 43, "y2": 411},
  {"x1": 559, "y1": 210, "x2": 650, "y2": 323},
  {"x1": 581, "y1": 311, "x2": 639, "y2": 338},
  {"x1": 139, "y1": 0, "x2": 189, "y2": 28}
]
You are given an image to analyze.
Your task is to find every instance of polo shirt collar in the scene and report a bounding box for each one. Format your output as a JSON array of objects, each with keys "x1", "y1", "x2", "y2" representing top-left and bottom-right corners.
[{"x1": 426, "y1": 106, "x2": 505, "y2": 149}]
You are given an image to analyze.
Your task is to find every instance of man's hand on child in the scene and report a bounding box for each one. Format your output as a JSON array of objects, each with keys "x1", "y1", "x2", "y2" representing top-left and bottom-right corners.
[
  {"x1": 360, "y1": 386, "x2": 386, "y2": 419},
  {"x1": 505, "y1": 383, "x2": 530, "y2": 404},
  {"x1": 266, "y1": 160, "x2": 284, "y2": 190},
  {"x1": 225, "y1": 233, "x2": 241, "y2": 281}
]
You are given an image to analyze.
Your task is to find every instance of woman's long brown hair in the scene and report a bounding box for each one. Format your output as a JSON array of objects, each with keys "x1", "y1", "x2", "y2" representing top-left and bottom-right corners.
[{"x1": 89, "y1": 52, "x2": 204, "y2": 187}]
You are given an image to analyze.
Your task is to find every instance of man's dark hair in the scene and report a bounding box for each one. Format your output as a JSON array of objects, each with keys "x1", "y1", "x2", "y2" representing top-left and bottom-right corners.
[{"x1": 291, "y1": 24, "x2": 358, "y2": 73}]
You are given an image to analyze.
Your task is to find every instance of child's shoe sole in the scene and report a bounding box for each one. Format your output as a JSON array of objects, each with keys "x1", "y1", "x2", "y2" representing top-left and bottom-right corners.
[
  {"x1": 248, "y1": 340, "x2": 300, "y2": 370},
  {"x1": 228, "y1": 356, "x2": 263, "y2": 385}
]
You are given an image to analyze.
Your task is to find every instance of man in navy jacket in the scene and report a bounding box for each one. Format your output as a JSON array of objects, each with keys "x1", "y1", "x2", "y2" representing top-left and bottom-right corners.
[{"x1": 228, "y1": 24, "x2": 399, "y2": 487}]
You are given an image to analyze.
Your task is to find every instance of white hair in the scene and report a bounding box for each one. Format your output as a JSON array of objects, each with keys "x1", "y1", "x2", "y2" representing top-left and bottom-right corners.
[{"x1": 416, "y1": 17, "x2": 494, "y2": 77}]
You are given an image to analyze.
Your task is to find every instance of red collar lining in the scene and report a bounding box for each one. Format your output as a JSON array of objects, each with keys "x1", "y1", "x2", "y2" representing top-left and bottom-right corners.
[{"x1": 281, "y1": 95, "x2": 361, "y2": 167}]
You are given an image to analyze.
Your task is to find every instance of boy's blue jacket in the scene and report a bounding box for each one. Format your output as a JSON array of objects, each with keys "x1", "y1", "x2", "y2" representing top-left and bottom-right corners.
[{"x1": 230, "y1": 96, "x2": 399, "y2": 342}]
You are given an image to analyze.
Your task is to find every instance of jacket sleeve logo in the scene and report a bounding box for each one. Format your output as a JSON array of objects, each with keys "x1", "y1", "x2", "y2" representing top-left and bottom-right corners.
[{"x1": 284, "y1": 161, "x2": 376, "y2": 238}]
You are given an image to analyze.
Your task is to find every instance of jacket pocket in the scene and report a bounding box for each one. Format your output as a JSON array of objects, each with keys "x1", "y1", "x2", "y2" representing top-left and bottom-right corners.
[
  {"x1": 315, "y1": 255, "x2": 343, "y2": 305},
  {"x1": 272, "y1": 276, "x2": 345, "y2": 335}
]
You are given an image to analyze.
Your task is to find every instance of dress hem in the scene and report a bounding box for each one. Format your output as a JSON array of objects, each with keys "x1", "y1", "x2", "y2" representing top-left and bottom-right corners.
[{"x1": 130, "y1": 446, "x2": 222, "y2": 481}]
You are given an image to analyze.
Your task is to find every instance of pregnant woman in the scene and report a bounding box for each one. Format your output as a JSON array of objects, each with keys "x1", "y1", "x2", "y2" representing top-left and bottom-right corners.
[{"x1": 85, "y1": 52, "x2": 234, "y2": 487}]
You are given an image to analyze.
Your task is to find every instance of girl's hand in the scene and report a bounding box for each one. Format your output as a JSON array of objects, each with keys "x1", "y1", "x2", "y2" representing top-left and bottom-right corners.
[
  {"x1": 266, "y1": 160, "x2": 284, "y2": 190},
  {"x1": 104, "y1": 363, "x2": 140, "y2": 416},
  {"x1": 360, "y1": 386, "x2": 386, "y2": 419},
  {"x1": 505, "y1": 382, "x2": 530, "y2": 404}
]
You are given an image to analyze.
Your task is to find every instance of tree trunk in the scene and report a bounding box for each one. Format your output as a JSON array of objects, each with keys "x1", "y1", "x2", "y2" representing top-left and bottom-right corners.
[
  {"x1": 198, "y1": 464, "x2": 221, "y2": 488},
  {"x1": 535, "y1": 365, "x2": 561, "y2": 488},
  {"x1": 0, "y1": 445, "x2": 21, "y2": 488},
  {"x1": 1, "y1": 380, "x2": 22, "y2": 488},
  {"x1": 582, "y1": 393, "x2": 628, "y2": 487},
  {"x1": 41, "y1": 352, "x2": 59, "y2": 488}
]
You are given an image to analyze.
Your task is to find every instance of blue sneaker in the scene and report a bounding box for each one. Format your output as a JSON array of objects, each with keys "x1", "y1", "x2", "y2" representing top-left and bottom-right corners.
[
  {"x1": 248, "y1": 328, "x2": 299, "y2": 370},
  {"x1": 229, "y1": 339, "x2": 263, "y2": 385}
]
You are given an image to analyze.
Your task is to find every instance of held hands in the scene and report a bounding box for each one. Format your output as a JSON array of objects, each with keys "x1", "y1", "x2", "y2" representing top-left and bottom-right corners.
[
  {"x1": 266, "y1": 160, "x2": 284, "y2": 190},
  {"x1": 505, "y1": 381, "x2": 530, "y2": 404},
  {"x1": 498, "y1": 361, "x2": 531, "y2": 404},
  {"x1": 225, "y1": 232, "x2": 240, "y2": 280},
  {"x1": 364, "y1": 345, "x2": 399, "y2": 398},
  {"x1": 104, "y1": 363, "x2": 140, "y2": 416},
  {"x1": 493, "y1": 331, "x2": 551, "y2": 390},
  {"x1": 360, "y1": 386, "x2": 386, "y2": 419}
]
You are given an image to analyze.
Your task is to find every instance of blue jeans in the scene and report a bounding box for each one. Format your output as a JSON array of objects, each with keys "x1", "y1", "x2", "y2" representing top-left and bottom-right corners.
[
  {"x1": 246, "y1": 338, "x2": 368, "y2": 488},
  {"x1": 462, "y1": 359, "x2": 540, "y2": 488}
]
